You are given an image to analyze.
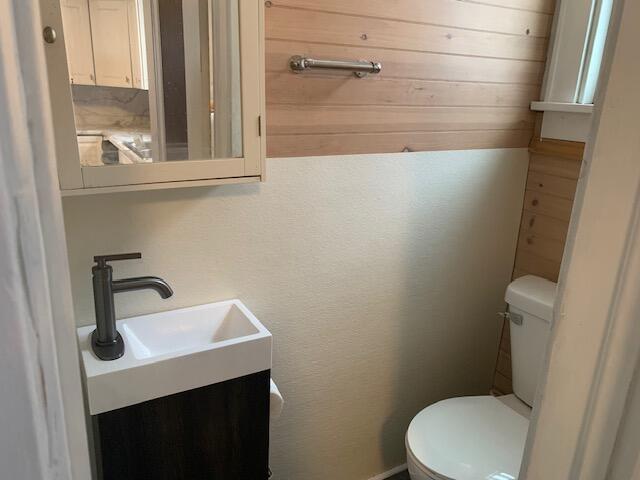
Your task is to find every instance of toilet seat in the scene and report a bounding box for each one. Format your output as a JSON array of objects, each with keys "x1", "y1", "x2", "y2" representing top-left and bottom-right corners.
[
  {"x1": 406, "y1": 395, "x2": 530, "y2": 480},
  {"x1": 407, "y1": 443, "x2": 450, "y2": 480}
]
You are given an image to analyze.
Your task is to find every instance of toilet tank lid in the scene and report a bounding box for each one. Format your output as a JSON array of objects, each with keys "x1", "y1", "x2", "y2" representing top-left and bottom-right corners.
[{"x1": 505, "y1": 275, "x2": 557, "y2": 322}]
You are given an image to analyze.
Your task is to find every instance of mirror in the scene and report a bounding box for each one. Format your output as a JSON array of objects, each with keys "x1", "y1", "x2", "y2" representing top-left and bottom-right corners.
[
  {"x1": 154, "y1": 0, "x2": 243, "y2": 161},
  {"x1": 61, "y1": 0, "x2": 243, "y2": 168}
]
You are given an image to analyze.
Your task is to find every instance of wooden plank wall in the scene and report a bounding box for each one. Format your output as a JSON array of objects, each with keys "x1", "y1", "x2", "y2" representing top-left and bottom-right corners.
[
  {"x1": 264, "y1": 0, "x2": 555, "y2": 157},
  {"x1": 492, "y1": 135, "x2": 585, "y2": 394}
]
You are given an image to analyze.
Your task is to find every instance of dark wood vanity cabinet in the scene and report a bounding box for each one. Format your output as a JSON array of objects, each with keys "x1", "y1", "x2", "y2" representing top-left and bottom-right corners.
[{"x1": 93, "y1": 370, "x2": 270, "y2": 480}]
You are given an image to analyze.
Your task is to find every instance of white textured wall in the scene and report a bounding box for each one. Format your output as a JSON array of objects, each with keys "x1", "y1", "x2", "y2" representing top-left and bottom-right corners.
[{"x1": 63, "y1": 149, "x2": 528, "y2": 479}]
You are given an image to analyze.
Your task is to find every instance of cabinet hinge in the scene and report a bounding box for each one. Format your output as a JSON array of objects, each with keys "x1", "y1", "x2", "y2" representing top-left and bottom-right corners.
[{"x1": 258, "y1": 115, "x2": 262, "y2": 137}]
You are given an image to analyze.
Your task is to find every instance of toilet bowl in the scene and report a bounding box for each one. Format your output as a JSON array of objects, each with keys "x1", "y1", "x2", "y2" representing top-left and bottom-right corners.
[
  {"x1": 406, "y1": 275, "x2": 556, "y2": 480},
  {"x1": 406, "y1": 395, "x2": 530, "y2": 480}
]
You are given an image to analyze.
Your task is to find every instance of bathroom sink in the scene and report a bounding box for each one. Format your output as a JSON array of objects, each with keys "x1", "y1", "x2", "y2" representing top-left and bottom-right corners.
[
  {"x1": 121, "y1": 302, "x2": 261, "y2": 359},
  {"x1": 77, "y1": 300, "x2": 272, "y2": 415},
  {"x1": 122, "y1": 139, "x2": 152, "y2": 159}
]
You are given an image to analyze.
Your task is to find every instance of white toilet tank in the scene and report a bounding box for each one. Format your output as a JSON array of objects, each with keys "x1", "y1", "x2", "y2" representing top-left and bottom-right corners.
[{"x1": 505, "y1": 275, "x2": 557, "y2": 407}]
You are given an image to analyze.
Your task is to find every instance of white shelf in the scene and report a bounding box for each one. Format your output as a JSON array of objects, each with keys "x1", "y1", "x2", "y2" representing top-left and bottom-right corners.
[{"x1": 531, "y1": 101, "x2": 594, "y2": 114}]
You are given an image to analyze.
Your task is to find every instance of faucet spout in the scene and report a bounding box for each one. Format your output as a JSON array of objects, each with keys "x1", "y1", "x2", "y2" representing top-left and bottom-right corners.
[
  {"x1": 90, "y1": 253, "x2": 173, "y2": 361},
  {"x1": 112, "y1": 276, "x2": 174, "y2": 299}
]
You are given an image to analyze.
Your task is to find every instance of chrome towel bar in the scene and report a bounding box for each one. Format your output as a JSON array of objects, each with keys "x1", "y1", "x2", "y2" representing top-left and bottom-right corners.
[{"x1": 289, "y1": 55, "x2": 382, "y2": 78}]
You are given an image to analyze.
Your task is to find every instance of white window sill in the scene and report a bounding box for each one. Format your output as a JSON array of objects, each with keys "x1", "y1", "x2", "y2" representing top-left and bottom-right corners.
[
  {"x1": 531, "y1": 102, "x2": 594, "y2": 142},
  {"x1": 531, "y1": 101, "x2": 594, "y2": 114}
]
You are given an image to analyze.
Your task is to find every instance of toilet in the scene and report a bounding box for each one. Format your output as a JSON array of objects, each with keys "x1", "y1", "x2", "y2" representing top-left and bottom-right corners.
[{"x1": 406, "y1": 275, "x2": 556, "y2": 480}]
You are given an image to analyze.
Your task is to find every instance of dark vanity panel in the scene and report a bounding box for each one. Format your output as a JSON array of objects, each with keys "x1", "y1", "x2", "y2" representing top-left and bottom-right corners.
[{"x1": 94, "y1": 370, "x2": 270, "y2": 480}]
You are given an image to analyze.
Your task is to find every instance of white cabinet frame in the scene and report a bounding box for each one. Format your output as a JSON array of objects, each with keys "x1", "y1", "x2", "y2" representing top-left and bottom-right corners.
[{"x1": 51, "y1": 0, "x2": 266, "y2": 195}]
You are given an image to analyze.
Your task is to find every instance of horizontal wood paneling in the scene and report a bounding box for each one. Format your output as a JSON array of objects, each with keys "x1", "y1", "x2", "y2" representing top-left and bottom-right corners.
[
  {"x1": 270, "y1": 0, "x2": 552, "y2": 37},
  {"x1": 530, "y1": 137, "x2": 585, "y2": 161},
  {"x1": 501, "y1": 322, "x2": 511, "y2": 349},
  {"x1": 264, "y1": 0, "x2": 554, "y2": 157},
  {"x1": 268, "y1": 105, "x2": 535, "y2": 135},
  {"x1": 526, "y1": 171, "x2": 578, "y2": 199},
  {"x1": 267, "y1": 74, "x2": 540, "y2": 107},
  {"x1": 267, "y1": 8, "x2": 548, "y2": 61},
  {"x1": 530, "y1": 153, "x2": 582, "y2": 178},
  {"x1": 474, "y1": 0, "x2": 555, "y2": 14},
  {"x1": 523, "y1": 190, "x2": 574, "y2": 221},
  {"x1": 514, "y1": 249, "x2": 562, "y2": 280},
  {"x1": 493, "y1": 136, "x2": 583, "y2": 395},
  {"x1": 496, "y1": 350, "x2": 512, "y2": 378},
  {"x1": 268, "y1": 129, "x2": 533, "y2": 157},
  {"x1": 520, "y1": 211, "x2": 569, "y2": 242},
  {"x1": 493, "y1": 372, "x2": 514, "y2": 395},
  {"x1": 512, "y1": 269, "x2": 529, "y2": 279},
  {"x1": 518, "y1": 233, "x2": 566, "y2": 263},
  {"x1": 266, "y1": 40, "x2": 545, "y2": 84}
]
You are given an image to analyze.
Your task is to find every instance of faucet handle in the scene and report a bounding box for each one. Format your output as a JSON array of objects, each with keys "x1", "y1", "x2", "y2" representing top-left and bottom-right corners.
[{"x1": 94, "y1": 252, "x2": 142, "y2": 268}]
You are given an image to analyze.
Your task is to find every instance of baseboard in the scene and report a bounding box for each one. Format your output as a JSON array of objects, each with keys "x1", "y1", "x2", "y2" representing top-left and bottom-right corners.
[{"x1": 368, "y1": 463, "x2": 408, "y2": 480}]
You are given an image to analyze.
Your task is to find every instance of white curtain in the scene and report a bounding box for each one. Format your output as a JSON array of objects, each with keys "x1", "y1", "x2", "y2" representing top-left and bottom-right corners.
[{"x1": 0, "y1": 0, "x2": 90, "y2": 478}]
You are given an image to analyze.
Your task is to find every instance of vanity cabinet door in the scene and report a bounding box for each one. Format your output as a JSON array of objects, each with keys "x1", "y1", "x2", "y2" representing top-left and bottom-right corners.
[
  {"x1": 89, "y1": 0, "x2": 135, "y2": 88},
  {"x1": 60, "y1": 0, "x2": 95, "y2": 85},
  {"x1": 94, "y1": 371, "x2": 270, "y2": 480}
]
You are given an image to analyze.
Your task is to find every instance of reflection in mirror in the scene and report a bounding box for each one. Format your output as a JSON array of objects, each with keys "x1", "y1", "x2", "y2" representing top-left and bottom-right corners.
[
  {"x1": 61, "y1": 0, "x2": 152, "y2": 166},
  {"x1": 61, "y1": 0, "x2": 242, "y2": 168},
  {"x1": 61, "y1": 0, "x2": 148, "y2": 89},
  {"x1": 155, "y1": 0, "x2": 242, "y2": 161}
]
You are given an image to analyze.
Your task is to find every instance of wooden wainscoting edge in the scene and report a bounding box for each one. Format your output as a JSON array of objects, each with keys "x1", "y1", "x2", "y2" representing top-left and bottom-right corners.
[{"x1": 529, "y1": 136, "x2": 585, "y2": 161}]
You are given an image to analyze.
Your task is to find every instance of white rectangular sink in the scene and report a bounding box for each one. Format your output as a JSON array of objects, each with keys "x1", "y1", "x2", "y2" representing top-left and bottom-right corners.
[
  {"x1": 121, "y1": 302, "x2": 260, "y2": 359},
  {"x1": 77, "y1": 300, "x2": 271, "y2": 415}
]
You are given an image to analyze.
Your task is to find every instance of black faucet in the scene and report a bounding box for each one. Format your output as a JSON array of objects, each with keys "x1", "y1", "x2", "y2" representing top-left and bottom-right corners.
[{"x1": 91, "y1": 253, "x2": 173, "y2": 361}]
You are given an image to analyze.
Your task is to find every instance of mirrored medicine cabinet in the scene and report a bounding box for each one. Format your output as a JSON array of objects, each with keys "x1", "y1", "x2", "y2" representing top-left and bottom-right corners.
[{"x1": 40, "y1": 0, "x2": 265, "y2": 195}]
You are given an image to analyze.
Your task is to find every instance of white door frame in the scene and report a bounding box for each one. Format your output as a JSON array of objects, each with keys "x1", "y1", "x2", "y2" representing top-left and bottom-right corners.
[
  {"x1": 521, "y1": 0, "x2": 640, "y2": 477},
  {"x1": 1, "y1": 0, "x2": 91, "y2": 478}
]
